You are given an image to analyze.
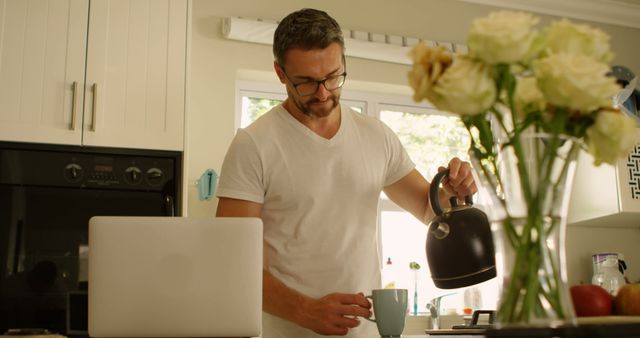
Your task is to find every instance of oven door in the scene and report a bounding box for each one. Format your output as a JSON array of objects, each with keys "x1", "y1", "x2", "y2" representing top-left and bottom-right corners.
[{"x1": 0, "y1": 185, "x2": 174, "y2": 334}]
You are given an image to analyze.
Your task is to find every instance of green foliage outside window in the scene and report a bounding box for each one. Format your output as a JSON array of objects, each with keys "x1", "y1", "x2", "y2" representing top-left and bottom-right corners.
[
  {"x1": 380, "y1": 110, "x2": 470, "y2": 179},
  {"x1": 243, "y1": 97, "x2": 282, "y2": 125}
]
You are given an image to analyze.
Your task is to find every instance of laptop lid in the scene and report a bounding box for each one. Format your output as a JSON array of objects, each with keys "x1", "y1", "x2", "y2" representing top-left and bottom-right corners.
[{"x1": 88, "y1": 216, "x2": 262, "y2": 338}]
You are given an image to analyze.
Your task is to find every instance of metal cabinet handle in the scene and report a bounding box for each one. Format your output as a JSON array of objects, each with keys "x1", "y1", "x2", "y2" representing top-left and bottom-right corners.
[
  {"x1": 70, "y1": 81, "x2": 78, "y2": 130},
  {"x1": 91, "y1": 83, "x2": 98, "y2": 131}
]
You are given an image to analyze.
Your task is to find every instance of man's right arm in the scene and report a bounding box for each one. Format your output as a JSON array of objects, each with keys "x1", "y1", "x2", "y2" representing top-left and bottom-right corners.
[{"x1": 216, "y1": 197, "x2": 371, "y2": 335}]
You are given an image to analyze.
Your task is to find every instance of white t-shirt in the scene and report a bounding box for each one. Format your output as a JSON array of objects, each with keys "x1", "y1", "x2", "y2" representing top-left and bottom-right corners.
[{"x1": 216, "y1": 104, "x2": 414, "y2": 338}]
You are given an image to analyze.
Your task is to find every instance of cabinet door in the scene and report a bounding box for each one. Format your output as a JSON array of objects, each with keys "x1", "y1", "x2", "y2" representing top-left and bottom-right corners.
[
  {"x1": 83, "y1": 0, "x2": 187, "y2": 151},
  {"x1": 0, "y1": 0, "x2": 88, "y2": 145}
]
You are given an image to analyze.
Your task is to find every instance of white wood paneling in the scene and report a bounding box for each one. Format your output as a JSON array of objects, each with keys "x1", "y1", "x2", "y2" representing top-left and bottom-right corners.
[
  {"x1": 83, "y1": 0, "x2": 186, "y2": 150},
  {"x1": 165, "y1": 0, "x2": 187, "y2": 149},
  {"x1": 0, "y1": 0, "x2": 87, "y2": 145},
  {"x1": 0, "y1": 0, "x2": 186, "y2": 151},
  {"x1": 0, "y1": 0, "x2": 27, "y2": 123}
]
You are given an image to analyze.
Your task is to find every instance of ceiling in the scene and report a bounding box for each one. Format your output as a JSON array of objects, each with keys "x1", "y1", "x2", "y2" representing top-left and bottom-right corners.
[{"x1": 456, "y1": 0, "x2": 640, "y2": 29}]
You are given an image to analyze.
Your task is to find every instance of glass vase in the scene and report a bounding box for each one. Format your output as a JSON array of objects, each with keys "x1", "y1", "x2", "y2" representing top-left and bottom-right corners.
[{"x1": 470, "y1": 132, "x2": 580, "y2": 327}]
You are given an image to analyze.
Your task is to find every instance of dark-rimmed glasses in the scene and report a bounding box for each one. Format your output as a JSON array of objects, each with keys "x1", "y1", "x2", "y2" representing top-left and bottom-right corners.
[{"x1": 279, "y1": 65, "x2": 347, "y2": 97}]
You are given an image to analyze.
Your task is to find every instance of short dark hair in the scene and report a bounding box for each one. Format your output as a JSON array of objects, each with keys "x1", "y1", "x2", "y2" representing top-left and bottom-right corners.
[{"x1": 273, "y1": 8, "x2": 345, "y2": 66}]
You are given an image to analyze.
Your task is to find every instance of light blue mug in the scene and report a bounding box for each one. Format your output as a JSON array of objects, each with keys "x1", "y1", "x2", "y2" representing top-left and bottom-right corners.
[{"x1": 365, "y1": 289, "x2": 408, "y2": 337}]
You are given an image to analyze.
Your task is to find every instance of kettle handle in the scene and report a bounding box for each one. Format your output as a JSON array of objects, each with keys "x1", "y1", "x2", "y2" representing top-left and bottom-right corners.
[{"x1": 429, "y1": 169, "x2": 474, "y2": 216}]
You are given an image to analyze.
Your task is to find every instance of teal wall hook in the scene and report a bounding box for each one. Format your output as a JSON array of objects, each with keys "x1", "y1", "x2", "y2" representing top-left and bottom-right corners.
[{"x1": 198, "y1": 169, "x2": 218, "y2": 201}]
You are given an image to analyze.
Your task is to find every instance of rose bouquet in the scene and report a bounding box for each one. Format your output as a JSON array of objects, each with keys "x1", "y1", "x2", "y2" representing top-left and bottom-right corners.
[{"x1": 409, "y1": 11, "x2": 639, "y2": 326}]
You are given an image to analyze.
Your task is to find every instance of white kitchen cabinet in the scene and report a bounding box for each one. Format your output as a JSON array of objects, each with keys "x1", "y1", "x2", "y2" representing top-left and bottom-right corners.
[
  {"x1": 0, "y1": 0, "x2": 87, "y2": 145},
  {"x1": 0, "y1": 0, "x2": 187, "y2": 151},
  {"x1": 568, "y1": 140, "x2": 640, "y2": 228}
]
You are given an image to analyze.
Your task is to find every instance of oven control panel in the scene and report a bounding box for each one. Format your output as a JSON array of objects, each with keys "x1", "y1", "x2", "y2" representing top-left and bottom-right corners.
[{"x1": 0, "y1": 148, "x2": 177, "y2": 191}]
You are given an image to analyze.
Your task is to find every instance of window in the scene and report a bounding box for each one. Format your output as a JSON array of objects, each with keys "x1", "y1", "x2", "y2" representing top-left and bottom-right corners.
[
  {"x1": 379, "y1": 106, "x2": 470, "y2": 179},
  {"x1": 378, "y1": 105, "x2": 468, "y2": 311},
  {"x1": 377, "y1": 105, "x2": 499, "y2": 314},
  {"x1": 241, "y1": 96, "x2": 283, "y2": 126},
  {"x1": 236, "y1": 81, "x2": 498, "y2": 315},
  {"x1": 238, "y1": 87, "x2": 286, "y2": 128}
]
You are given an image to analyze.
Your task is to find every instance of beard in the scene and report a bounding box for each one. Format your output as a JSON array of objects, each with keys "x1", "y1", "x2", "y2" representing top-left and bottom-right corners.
[{"x1": 287, "y1": 88, "x2": 340, "y2": 118}]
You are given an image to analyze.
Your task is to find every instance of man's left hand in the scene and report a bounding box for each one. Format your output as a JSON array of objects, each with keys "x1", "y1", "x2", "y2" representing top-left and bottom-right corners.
[{"x1": 438, "y1": 157, "x2": 477, "y2": 199}]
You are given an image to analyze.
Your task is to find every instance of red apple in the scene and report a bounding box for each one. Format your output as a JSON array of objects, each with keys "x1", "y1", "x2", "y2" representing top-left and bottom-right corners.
[
  {"x1": 614, "y1": 283, "x2": 640, "y2": 315},
  {"x1": 570, "y1": 284, "x2": 613, "y2": 317}
]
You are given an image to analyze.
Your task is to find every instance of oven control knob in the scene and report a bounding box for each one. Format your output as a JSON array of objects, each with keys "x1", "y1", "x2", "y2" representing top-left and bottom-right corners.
[
  {"x1": 64, "y1": 163, "x2": 83, "y2": 182},
  {"x1": 146, "y1": 168, "x2": 164, "y2": 186},
  {"x1": 124, "y1": 166, "x2": 143, "y2": 185}
]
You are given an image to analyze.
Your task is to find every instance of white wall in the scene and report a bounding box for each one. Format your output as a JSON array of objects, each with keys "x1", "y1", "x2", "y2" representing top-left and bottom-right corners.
[
  {"x1": 187, "y1": 0, "x2": 640, "y2": 285},
  {"x1": 566, "y1": 226, "x2": 640, "y2": 285}
]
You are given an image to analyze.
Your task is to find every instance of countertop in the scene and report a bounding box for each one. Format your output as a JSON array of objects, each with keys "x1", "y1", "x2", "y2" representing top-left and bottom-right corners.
[
  {"x1": 411, "y1": 321, "x2": 640, "y2": 338},
  {"x1": 406, "y1": 336, "x2": 479, "y2": 338}
]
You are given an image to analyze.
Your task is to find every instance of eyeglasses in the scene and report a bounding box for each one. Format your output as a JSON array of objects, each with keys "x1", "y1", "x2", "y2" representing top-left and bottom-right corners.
[{"x1": 280, "y1": 67, "x2": 347, "y2": 97}]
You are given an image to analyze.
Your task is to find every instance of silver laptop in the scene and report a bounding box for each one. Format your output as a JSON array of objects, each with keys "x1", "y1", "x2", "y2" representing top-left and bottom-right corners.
[{"x1": 88, "y1": 216, "x2": 262, "y2": 338}]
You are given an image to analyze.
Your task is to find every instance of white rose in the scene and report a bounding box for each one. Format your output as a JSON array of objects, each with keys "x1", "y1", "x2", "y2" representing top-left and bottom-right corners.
[
  {"x1": 429, "y1": 57, "x2": 496, "y2": 116},
  {"x1": 534, "y1": 53, "x2": 620, "y2": 112},
  {"x1": 545, "y1": 19, "x2": 613, "y2": 63},
  {"x1": 408, "y1": 44, "x2": 453, "y2": 103},
  {"x1": 515, "y1": 76, "x2": 546, "y2": 116},
  {"x1": 586, "y1": 110, "x2": 639, "y2": 166},
  {"x1": 467, "y1": 11, "x2": 543, "y2": 64}
]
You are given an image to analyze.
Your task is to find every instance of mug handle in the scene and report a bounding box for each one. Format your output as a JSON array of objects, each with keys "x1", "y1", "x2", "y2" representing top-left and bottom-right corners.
[{"x1": 364, "y1": 295, "x2": 376, "y2": 322}]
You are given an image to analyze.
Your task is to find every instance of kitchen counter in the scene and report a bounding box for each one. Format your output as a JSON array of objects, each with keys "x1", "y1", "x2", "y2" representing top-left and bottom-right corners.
[
  {"x1": 410, "y1": 321, "x2": 640, "y2": 337},
  {"x1": 406, "y1": 336, "x2": 480, "y2": 338},
  {"x1": 408, "y1": 335, "x2": 480, "y2": 338}
]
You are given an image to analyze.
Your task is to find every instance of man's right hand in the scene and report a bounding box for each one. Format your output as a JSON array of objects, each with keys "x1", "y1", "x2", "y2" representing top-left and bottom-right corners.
[
  {"x1": 296, "y1": 292, "x2": 372, "y2": 336},
  {"x1": 216, "y1": 199, "x2": 374, "y2": 335}
]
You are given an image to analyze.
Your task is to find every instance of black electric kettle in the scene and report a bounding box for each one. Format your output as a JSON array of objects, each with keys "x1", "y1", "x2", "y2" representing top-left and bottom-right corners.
[{"x1": 426, "y1": 169, "x2": 496, "y2": 289}]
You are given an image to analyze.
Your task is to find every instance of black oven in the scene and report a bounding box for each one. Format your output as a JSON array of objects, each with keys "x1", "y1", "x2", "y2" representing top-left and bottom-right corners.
[{"x1": 0, "y1": 142, "x2": 182, "y2": 336}]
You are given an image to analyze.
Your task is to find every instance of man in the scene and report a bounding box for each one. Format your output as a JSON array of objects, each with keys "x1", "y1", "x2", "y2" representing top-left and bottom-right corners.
[{"x1": 216, "y1": 8, "x2": 477, "y2": 338}]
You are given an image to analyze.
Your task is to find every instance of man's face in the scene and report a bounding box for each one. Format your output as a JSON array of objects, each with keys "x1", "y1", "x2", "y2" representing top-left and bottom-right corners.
[{"x1": 276, "y1": 43, "x2": 345, "y2": 118}]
